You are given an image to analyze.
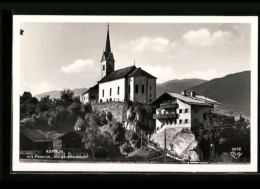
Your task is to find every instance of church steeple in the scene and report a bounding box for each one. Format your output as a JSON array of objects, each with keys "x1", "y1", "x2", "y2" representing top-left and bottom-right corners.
[
  {"x1": 105, "y1": 23, "x2": 111, "y2": 53},
  {"x1": 101, "y1": 23, "x2": 115, "y2": 78}
]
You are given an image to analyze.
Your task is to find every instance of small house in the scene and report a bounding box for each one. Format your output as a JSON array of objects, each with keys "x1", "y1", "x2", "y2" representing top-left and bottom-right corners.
[{"x1": 20, "y1": 128, "x2": 53, "y2": 151}]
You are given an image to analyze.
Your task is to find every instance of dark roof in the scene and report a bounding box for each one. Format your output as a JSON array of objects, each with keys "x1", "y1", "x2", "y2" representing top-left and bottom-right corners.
[
  {"x1": 150, "y1": 92, "x2": 220, "y2": 106},
  {"x1": 58, "y1": 130, "x2": 88, "y2": 139},
  {"x1": 99, "y1": 66, "x2": 136, "y2": 83},
  {"x1": 128, "y1": 67, "x2": 157, "y2": 79},
  {"x1": 20, "y1": 128, "x2": 52, "y2": 142},
  {"x1": 83, "y1": 84, "x2": 99, "y2": 95}
]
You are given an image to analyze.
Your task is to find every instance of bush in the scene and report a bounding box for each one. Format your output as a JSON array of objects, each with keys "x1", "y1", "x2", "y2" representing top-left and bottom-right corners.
[{"x1": 119, "y1": 142, "x2": 133, "y2": 156}]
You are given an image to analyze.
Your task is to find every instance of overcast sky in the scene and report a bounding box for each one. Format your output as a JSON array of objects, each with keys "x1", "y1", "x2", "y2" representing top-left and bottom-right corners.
[{"x1": 20, "y1": 22, "x2": 251, "y2": 95}]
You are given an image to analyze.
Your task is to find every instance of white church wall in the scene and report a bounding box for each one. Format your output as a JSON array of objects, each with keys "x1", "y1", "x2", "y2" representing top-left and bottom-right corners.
[
  {"x1": 128, "y1": 77, "x2": 134, "y2": 101},
  {"x1": 99, "y1": 78, "x2": 126, "y2": 103}
]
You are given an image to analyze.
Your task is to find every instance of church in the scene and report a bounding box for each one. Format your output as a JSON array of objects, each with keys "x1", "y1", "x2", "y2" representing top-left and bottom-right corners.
[{"x1": 82, "y1": 24, "x2": 157, "y2": 105}]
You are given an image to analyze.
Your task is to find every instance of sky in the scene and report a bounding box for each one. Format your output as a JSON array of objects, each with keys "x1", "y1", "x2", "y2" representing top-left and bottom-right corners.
[{"x1": 20, "y1": 22, "x2": 251, "y2": 96}]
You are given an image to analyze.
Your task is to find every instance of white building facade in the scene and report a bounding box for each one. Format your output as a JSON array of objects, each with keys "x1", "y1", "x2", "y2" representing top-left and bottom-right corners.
[{"x1": 152, "y1": 91, "x2": 220, "y2": 133}]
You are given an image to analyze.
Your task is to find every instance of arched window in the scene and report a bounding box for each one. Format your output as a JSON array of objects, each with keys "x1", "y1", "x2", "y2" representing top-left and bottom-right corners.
[
  {"x1": 103, "y1": 65, "x2": 105, "y2": 71},
  {"x1": 102, "y1": 90, "x2": 104, "y2": 97},
  {"x1": 110, "y1": 88, "x2": 112, "y2": 96},
  {"x1": 142, "y1": 85, "x2": 144, "y2": 94},
  {"x1": 135, "y1": 84, "x2": 138, "y2": 93},
  {"x1": 118, "y1": 86, "x2": 120, "y2": 95}
]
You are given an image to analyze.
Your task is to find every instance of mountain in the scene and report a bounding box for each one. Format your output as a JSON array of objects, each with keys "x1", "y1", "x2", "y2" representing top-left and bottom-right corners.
[
  {"x1": 188, "y1": 71, "x2": 250, "y2": 117},
  {"x1": 156, "y1": 79, "x2": 207, "y2": 97},
  {"x1": 35, "y1": 88, "x2": 88, "y2": 99}
]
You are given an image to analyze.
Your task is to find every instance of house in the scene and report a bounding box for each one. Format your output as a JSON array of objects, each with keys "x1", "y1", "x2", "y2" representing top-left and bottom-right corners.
[
  {"x1": 84, "y1": 24, "x2": 157, "y2": 104},
  {"x1": 82, "y1": 84, "x2": 99, "y2": 105},
  {"x1": 151, "y1": 91, "x2": 220, "y2": 133},
  {"x1": 20, "y1": 128, "x2": 53, "y2": 151},
  {"x1": 57, "y1": 130, "x2": 89, "y2": 157}
]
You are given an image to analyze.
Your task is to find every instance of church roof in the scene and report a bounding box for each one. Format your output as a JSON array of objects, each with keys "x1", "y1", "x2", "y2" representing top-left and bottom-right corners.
[
  {"x1": 99, "y1": 66, "x2": 157, "y2": 83},
  {"x1": 128, "y1": 67, "x2": 157, "y2": 79},
  {"x1": 83, "y1": 84, "x2": 98, "y2": 95},
  {"x1": 99, "y1": 66, "x2": 136, "y2": 83}
]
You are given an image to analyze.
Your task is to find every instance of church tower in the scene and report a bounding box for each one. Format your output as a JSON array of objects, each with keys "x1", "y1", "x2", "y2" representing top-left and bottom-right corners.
[{"x1": 101, "y1": 23, "x2": 115, "y2": 78}]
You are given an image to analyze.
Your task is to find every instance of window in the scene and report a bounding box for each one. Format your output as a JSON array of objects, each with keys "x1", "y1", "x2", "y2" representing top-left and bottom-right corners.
[
  {"x1": 118, "y1": 86, "x2": 120, "y2": 95},
  {"x1": 102, "y1": 90, "x2": 104, "y2": 97},
  {"x1": 110, "y1": 88, "x2": 112, "y2": 96},
  {"x1": 135, "y1": 84, "x2": 139, "y2": 93},
  {"x1": 185, "y1": 119, "x2": 189, "y2": 124},
  {"x1": 179, "y1": 109, "x2": 182, "y2": 113},
  {"x1": 179, "y1": 119, "x2": 183, "y2": 124},
  {"x1": 185, "y1": 109, "x2": 189, "y2": 113},
  {"x1": 150, "y1": 86, "x2": 152, "y2": 90},
  {"x1": 142, "y1": 85, "x2": 144, "y2": 94},
  {"x1": 150, "y1": 94, "x2": 152, "y2": 98},
  {"x1": 103, "y1": 65, "x2": 105, "y2": 71}
]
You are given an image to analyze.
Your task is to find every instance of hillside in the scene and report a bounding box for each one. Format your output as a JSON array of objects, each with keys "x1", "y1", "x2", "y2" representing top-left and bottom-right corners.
[
  {"x1": 156, "y1": 79, "x2": 207, "y2": 97},
  {"x1": 35, "y1": 88, "x2": 88, "y2": 99},
  {"x1": 188, "y1": 71, "x2": 250, "y2": 117}
]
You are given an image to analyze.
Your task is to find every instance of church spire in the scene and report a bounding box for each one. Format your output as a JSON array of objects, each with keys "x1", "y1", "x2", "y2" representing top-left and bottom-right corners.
[{"x1": 105, "y1": 23, "x2": 111, "y2": 53}]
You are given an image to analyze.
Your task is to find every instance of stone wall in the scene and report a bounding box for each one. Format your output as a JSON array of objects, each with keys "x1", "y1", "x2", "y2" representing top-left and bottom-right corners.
[{"x1": 92, "y1": 101, "x2": 130, "y2": 123}]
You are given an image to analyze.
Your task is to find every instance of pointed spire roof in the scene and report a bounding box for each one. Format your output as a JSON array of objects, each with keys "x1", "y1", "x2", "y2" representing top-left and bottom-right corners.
[
  {"x1": 105, "y1": 23, "x2": 111, "y2": 53},
  {"x1": 101, "y1": 23, "x2": 115, "y2": 62}
]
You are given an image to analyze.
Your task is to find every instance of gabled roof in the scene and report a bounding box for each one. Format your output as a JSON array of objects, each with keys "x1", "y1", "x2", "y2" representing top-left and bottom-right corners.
[
  {"x1": 58, "y1": 130, "x2": 88, "y2": 139},
  {"x1": 168, "y1": 92, "x2": 220, "y2": 106},
  {"x1": 99, "y1": 65, "x2": 136, "y2": 83},
  {"x1": 20, "y1": 128, "x2": 52, "y2": 142},
  {"x1": 128, "y1": 67, "x2": 157, "y2": 79},
  {"x1": 83, "y1": 84, "x2": 98, "y2": 95},
  {"x1": 151, "y1": 92, "x2": 220, "y2": 106}
]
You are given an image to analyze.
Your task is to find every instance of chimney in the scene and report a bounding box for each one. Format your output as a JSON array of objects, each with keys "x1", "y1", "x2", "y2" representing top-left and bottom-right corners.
[
  {"x1": 190, "y1": 91, "x2": 196, "y2": 97},
  {"x1": 181, "y1": 90, "x2": 187, "y2": 96}
]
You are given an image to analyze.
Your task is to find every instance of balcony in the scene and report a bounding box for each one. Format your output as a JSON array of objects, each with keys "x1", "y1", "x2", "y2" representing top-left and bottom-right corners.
[
  {"x1": 160, "y1": 103, "x2": 178, "y2": 109},
  {"x1": 153, "y1": 113, "x2": 177, "y2": 119}
]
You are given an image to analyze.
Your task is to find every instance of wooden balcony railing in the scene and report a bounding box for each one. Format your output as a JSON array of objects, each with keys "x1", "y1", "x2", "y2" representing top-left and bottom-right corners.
[
  {"x1": 160, "y1": 103, "x2": 178, "y2": 109},
  {"x1": 153, "y1": 113, "x2": 177, "y2": 119}
]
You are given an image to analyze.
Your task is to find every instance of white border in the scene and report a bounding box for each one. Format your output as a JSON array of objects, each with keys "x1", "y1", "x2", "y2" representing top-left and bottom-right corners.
[{"x1": 12, "y1": 16, "x2": 258, "y2": 172}]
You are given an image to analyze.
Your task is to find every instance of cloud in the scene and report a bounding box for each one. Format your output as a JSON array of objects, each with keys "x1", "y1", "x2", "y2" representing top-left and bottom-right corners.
[
  {"x1": 60, "y1": 59, "x2": 97, "y2": 73},
  {"x1": 129, "y1": 37, "x2": 174, "y2": 52},
  {"x1": 21, "y1": 81, "x2": 58, "y2": 96},
  {"x1": 182, "y1": 28, "x2": 233, "y2": 47}
]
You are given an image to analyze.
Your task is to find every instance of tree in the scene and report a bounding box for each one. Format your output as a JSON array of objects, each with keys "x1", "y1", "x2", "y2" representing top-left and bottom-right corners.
[
  {"x1": 69, "y1": 102, "x2": 81, "y2": 116},
  {"x1": 38, "y1": 95, "x2": 52, "y2": 112},
  {"x1": 83, "y1": 103, "x2": 92, "y2": 114},
  {"x1": 82, "y1": 127, "x2": 103, "y2": 159},
  {"x1": 110, "y1": 122, "x2": 125, "y2": 145},
  {"x1": 60, "y1": 89, "x2": 74, "y2": 107}
]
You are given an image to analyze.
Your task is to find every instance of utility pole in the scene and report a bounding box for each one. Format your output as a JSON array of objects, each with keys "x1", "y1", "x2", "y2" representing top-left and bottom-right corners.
[
  {"x1": 164, "y1": 129, "x2": 167, "y2": 162},
  {"x1": 141, "y1": 129, "x2": 143, "y2": 147}
]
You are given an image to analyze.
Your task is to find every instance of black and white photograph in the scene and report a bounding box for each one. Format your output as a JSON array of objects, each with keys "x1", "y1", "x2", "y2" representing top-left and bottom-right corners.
[{"x1": 12, "y1": 16, "x2": 258, "y2": 172}]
